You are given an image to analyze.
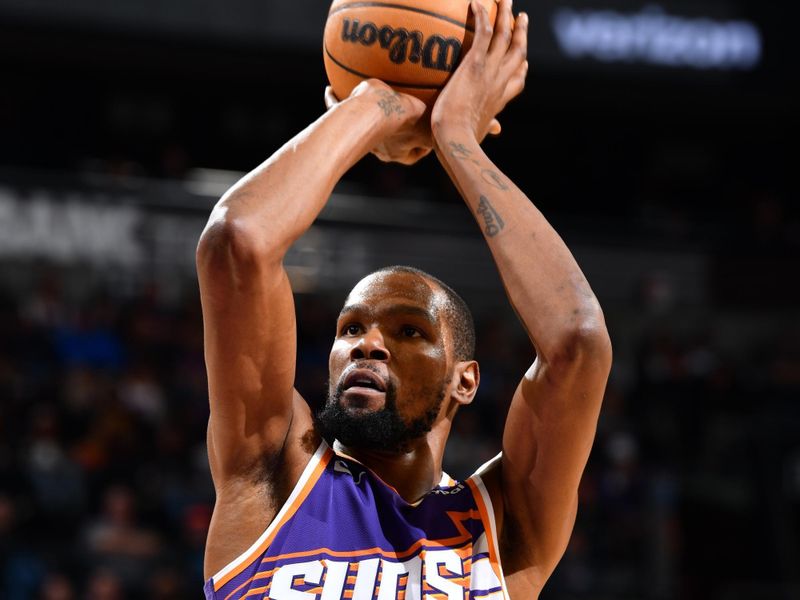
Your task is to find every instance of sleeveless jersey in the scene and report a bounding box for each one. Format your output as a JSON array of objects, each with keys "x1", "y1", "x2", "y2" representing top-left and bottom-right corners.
[{"x1": 204, "y1": 442, "x2": 509, "y2": 599}]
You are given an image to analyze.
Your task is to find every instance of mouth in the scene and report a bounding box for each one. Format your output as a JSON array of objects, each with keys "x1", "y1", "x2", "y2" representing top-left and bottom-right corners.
[{"x1": 341, "y1": 368, "x2": 387, "y2": 396}]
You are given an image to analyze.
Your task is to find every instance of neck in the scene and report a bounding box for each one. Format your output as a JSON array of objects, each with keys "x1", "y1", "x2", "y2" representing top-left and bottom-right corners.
[{"x1": 333, "y1": 435, "x2": 446, "y2": 503}]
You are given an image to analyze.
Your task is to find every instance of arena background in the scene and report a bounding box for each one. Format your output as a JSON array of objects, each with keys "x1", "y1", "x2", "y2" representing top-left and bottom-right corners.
[{"x1": 0, "y1": 0, "x2": 796, "y2": 598}]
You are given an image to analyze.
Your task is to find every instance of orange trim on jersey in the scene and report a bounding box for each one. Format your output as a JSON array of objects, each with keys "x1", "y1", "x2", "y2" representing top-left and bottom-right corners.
[
  {"x1": 256, "y1": 509, "x2": 479, "y2": 563},
  {"x1": 214, "y1": 447, "x2": 334, "y2": 593},
  {"x1": 465, "y1": 477, "x2": 504, "y2": 584},
  {"x1": 221, "y1": 525, "x2": 478, "y2": 598},
  {"x1": 241, "y1": 585, "x2": 268, "y2": 599}
]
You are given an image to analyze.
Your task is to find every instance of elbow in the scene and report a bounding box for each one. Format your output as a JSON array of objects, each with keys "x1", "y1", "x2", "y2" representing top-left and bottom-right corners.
[
  {"x1": 546, "y1": 312, "x2": 612, "y2": 373},
  {"x1": 196, "y1": 211, "x2": 283, "y2": 271}
]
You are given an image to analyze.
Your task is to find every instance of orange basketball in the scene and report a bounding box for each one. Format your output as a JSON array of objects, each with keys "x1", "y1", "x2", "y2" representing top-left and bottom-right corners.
[{"x1": 323, "y1": 0, "x2": 498, "y2": 106}]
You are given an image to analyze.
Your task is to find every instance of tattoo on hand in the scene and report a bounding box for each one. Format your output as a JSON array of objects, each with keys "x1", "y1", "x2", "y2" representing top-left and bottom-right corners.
[
  {"x1": 481, "y1": 169, "x2": 509, "y2": 190},
  {"x1": 448, "y1": 141, "x2": 480, "y2": 165},
  {"x1": 376, "y1": 90, "x2": 405, "y2": 117},
  {"x1": 477, "y1": 195, "x2": 505, "y2": 237}
]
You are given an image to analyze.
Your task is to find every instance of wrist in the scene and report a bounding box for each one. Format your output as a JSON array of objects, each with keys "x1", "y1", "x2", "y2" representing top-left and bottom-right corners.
[
  {"x1": 432, "y1": 123, "x2": 480, "y2": 159},
  {"x1": 432, "y1": 120, "x2": 478, "y2": 147},
  {"x1": 327, "y1": 93, "x2": 394, "y2": 166}
]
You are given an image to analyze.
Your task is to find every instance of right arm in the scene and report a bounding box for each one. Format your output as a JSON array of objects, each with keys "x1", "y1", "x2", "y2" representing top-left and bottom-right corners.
[{"x1": 197, "y1": 81, "x2": 425, "y2": 577}]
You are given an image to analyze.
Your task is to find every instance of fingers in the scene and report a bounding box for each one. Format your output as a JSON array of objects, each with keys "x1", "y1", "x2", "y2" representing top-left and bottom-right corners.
[
  {"x1": 371, "y1": 146, "x2": 430, "y2": 165},
  {"x1": 469, "y1": 0, "x2": 493, "y2": 57},
  {"x1": 488, "y1": 119, "x2": 502, "y2": 136},
  {"x1": 488, "y1": 0, "x2": 514, "y2": 59},
  {"x1": 411, "y1": 146, "x2": 434, "y2": 162},
  {"x1": 372, "y1": 142, "x2": 390, "y2": 163},
  {"x1": 503, "y1": 60, "x2": 528, "y2": 104},
  {"x1": 505, "y1": 12, "x2": 528, "y2": 70},
  {"x1": 324, "y1": 86, "x2": 340, "y2": 110}
]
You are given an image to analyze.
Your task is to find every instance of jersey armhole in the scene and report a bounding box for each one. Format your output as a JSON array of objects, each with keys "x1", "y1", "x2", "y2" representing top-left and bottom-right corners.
[
  {"x1": 207, "y1": 441, "x2": 333, "y2": 594},
  {"x1": 467, "y1": 453, "x2": 511, "y2": 600}
]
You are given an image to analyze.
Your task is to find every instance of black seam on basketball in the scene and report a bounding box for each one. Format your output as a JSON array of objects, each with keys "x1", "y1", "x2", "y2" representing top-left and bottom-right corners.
[
  {"x1": 328, "y1": 2, "x2": 475, "y2": 32},
  {"x1": 324, "y1": 45, "x2": 443, "y2": 90}
]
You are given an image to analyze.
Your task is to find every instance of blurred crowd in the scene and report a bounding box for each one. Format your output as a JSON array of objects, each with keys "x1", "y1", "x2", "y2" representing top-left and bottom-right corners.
[
  {"x1": 1, "y1": 263, "x2": 798, "y2": 600},
  {"x1": 0, "y1": 279, "x2": 209, "y2": 600}
]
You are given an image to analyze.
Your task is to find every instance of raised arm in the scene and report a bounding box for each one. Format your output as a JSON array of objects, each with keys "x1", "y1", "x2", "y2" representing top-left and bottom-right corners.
[
  {"x1": 197, "y1": 82, "x2": 425, "y2": 575},
  {"x1": 432, "y1": 1, "x2": 612, "y2": 594}
]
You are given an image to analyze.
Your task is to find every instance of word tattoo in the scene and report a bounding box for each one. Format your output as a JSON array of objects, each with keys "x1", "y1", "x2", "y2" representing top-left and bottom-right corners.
[
  {"x1": 375, "y1": 90, "x2": 405, "y2": 117},
  {"x1": 481, "y1": 169, "x2": 509, "y2": 190},
  {"x1": 448, "y1": 141, "x2": 480, "y2": 165},
  {"x1": 477, "y1": 195, "x2": 505, "y2": 237}
]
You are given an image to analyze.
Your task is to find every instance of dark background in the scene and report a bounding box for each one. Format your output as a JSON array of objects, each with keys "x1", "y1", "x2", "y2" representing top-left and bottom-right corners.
[{"x1": 0, "y1": 0, "x2": 797, "y2": 598}]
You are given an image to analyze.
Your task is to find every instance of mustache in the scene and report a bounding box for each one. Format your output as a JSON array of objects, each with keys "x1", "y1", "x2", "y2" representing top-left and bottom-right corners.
[
  {"x1": 330, "y1": 362, "x2": 396, "y2": 408},
  {"x1": 341, "y1": 360, "x2": 385, "y2": 378}
]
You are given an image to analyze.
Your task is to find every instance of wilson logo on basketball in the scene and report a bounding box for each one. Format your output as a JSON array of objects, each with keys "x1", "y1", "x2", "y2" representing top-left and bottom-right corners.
[{"x1": 341, "y1": 18, "x2": 462, "y2": 72}]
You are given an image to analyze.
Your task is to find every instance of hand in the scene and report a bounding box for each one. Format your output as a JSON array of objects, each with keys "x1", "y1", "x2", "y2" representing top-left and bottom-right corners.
[
  {"x1": 324, "y1": 80, "x2": 433, "y2": 166},
  {"x1": 431, "y1": 0, "x2": 528, "y2": 142}
]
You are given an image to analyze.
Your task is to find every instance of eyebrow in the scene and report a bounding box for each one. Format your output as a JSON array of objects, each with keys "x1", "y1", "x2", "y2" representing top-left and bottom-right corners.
[{"x1": 338, "y1": 303, "x2": 438, "y2": 326}]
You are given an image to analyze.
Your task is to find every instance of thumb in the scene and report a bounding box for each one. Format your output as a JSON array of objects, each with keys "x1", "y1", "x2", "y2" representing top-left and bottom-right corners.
[
  {"x1": 324, "y1": 86, "x2": 340, "y2": 110},
  {"x1": 403, "y1": 94, "x2": 427, "y2": 120}
]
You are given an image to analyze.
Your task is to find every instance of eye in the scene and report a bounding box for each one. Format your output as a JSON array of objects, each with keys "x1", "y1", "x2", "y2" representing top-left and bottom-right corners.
[
  {"x1": 401, "y1": 325, "x2": 422, "y2": 338},
  {"x1": 342, "y1": 323, "x2": 362, "y2": 336}
]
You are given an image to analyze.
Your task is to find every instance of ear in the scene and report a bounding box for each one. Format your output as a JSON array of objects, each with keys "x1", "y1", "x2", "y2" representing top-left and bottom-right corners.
[{"x1": 451, "y1": 360, "x2": 480, "y2": 406}]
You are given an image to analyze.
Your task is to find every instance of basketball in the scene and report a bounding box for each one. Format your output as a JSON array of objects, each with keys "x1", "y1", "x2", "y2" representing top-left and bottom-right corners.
[{"x1": 323, "y1": 0, "x2": 498, "y2": 105}]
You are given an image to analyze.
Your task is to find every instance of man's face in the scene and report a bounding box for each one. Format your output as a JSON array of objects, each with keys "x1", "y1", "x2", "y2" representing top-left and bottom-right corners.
[{"x1": 318, "y1": 271, "x2": 453, "y2": 453}]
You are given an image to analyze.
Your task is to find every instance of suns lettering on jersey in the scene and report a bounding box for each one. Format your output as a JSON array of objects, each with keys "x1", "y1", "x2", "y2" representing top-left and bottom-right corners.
[
  {"x1": 269, "y1": 560, "x2": 323, "y2": 600},
  {"x1": 267, "y1": 550, "x2": 468, "y2": 599}
]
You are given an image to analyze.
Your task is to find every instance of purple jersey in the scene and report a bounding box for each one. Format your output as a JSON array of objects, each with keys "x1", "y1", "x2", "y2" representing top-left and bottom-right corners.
[{"x1": 204, "y1": 442, "x2": 509, "y2": 600}]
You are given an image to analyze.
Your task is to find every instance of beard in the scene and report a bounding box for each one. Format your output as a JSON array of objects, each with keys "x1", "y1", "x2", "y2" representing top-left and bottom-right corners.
[{"x1": 316, "y1": 368, "x2": 447, "y2": 454}]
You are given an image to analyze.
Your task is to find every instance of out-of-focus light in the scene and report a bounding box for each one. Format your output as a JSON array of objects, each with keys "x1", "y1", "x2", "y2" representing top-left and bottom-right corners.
[
  {"x1": 552, "y1": 4, "x2": 763, "y2": 70},
  {"x1": 184, "y1": 169, "x2": 245, "y2": 199}
]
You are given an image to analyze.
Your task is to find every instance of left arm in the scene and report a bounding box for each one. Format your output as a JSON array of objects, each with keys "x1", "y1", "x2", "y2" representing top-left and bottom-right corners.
[{"x1": 432, "y1": 0, "x2": 612, "y2": 593}]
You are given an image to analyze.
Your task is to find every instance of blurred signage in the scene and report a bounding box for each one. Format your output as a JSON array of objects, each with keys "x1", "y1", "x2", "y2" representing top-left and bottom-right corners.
[
  {"x1": 0, "y1": 183, "x2": 209, "y2": 272},
  {"x1": 0, "y1": 186, "x2": 145, "y2": 266},
  {"x1": 551, "y1": 4, "x2": 762, "y2": 70}
]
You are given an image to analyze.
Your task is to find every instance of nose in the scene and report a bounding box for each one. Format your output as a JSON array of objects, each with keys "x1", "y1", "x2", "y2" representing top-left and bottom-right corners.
[{"x1": 349, "y1": 327, "x2": 390, "y2": 362}]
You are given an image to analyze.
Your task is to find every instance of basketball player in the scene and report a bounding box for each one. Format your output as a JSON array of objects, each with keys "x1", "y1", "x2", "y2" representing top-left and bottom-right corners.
[{"x1": 197, "y1": 0, "x2": 611, "y2": 598}]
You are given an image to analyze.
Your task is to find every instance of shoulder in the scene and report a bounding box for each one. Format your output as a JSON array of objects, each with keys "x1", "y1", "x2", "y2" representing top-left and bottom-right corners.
[{"x1": 204, "y1": 400, "x2": 323, "y2": 580}]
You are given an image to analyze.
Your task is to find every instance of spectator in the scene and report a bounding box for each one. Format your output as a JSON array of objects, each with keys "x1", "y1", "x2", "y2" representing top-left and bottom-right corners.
[{"x1": 83, "y1": 486, "x2": 162, "y2": 591}]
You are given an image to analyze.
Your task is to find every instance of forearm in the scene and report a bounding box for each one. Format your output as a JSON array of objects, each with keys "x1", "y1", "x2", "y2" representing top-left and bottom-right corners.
[
  {"x1": 201, "y1": 94, "x2": 388, "y2": 259},
  {"x1": 434, "y1": 128, "x2": 606, "y2": 361}
]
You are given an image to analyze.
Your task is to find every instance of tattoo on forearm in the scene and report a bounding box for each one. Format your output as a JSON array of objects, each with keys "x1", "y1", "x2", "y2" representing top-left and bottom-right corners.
[
  {"x1": 448, "y1": 141, "x2": 510, "y2": 191},
  {"x1": 448, "y1": 141, "x2": 480, "y2": 165},
  {"x1": 481, "y1": 169, "x2": 509, "y2": 190},
  {"x1": 375, "y1": 90, "x2": 405, "y2": 116},
  {"x1": 477, "y1": 195, "x2": 505, "y2": 237}
]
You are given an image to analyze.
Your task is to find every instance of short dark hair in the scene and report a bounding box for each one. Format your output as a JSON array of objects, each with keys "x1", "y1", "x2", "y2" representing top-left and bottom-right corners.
[{"x1": 371, "y1": 266, "x2": 475, "y2": 361}]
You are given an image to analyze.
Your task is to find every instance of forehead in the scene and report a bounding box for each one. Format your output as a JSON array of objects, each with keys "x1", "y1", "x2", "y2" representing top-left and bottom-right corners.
[{"x1": 341, "y1": 271, "x2": 444, "y2": 318}]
